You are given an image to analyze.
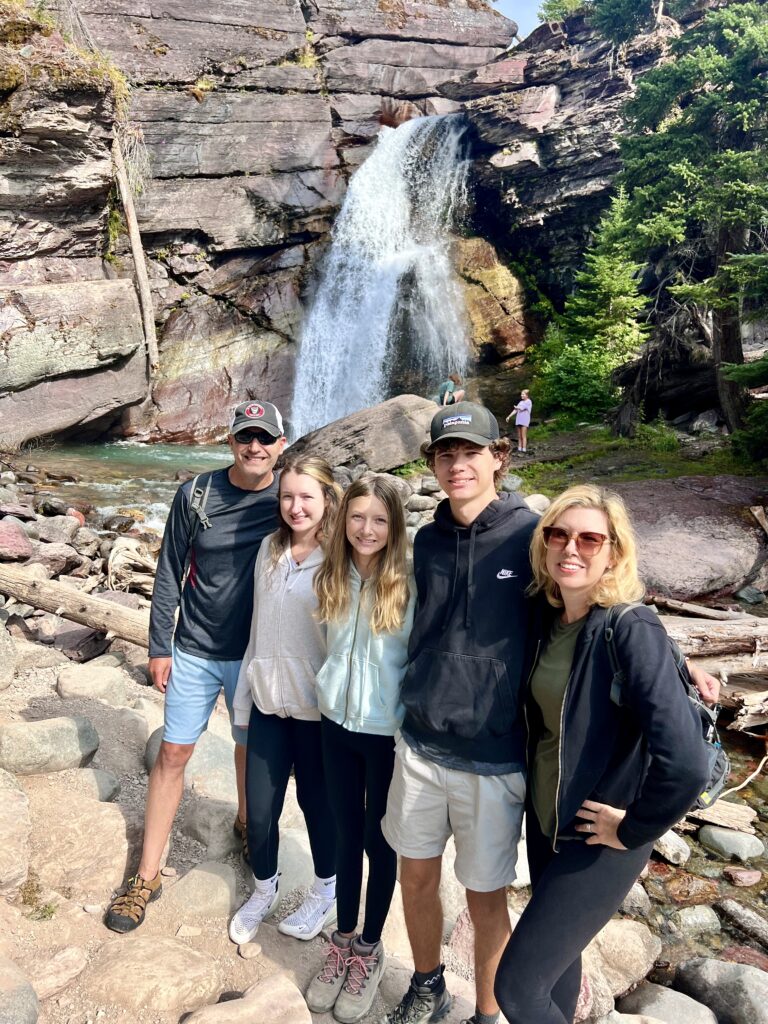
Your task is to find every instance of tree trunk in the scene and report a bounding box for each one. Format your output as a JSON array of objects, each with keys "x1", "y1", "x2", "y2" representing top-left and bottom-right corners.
[
  {"x1": 0, "y1": 564, "x2": 149, "y2": 648},
  {"x1": 713, "y1": 225, "x2": 748, "y2": 431},
  {"x1": 112, "y1": 137, "x2": 159, "y2": 380}
]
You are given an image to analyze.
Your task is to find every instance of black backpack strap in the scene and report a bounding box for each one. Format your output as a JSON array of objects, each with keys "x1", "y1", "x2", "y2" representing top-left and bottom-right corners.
[
  {"x1": 182, "y1": 472, "x2": 213, "y2": 586},
  {"x1": 188, "y1": 472, "x2": 213, "y2": 545},
  {"x1": 604, "y1": 602, "x2": 644, "y2": 706}
]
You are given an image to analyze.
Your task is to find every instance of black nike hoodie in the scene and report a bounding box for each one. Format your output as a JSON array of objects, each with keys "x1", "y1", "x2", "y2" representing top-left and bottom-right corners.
[{"x1": 400, "y1": 491, "x2": 539, "y2": 766}]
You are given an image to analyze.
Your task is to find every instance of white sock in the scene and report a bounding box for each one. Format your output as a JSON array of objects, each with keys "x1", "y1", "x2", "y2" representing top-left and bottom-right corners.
[
  {"x1": 253, "y1": 871, "x2": 278, "y2": 896},
  {"x1": 313, "y1": 874, "x2": 336, "y2": 900}
]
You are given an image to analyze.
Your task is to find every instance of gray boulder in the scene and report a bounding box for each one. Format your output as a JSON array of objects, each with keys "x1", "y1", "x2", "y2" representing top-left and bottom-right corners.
[
  {"x1": 675, "y1": 958, "x2": 768, "y2": 1024},
  {"x1": 145, "y1": 726, "x2": 236, "y2": 803},
  {"x1": 0, "y1": 626, "x2": 16, "y2": 691},
  {"x1": 0, "y1": 956, "x2": 38, "y2": 1024},
  {"x1": 698, "y1": 825, "x2": 765, "y2": 862},
  {"x1": 670, "y1": 905, "x2": 720, "y2": 937},
  {"x1": 0, "y1": 769, "x2": 30, "y2": 896},
  {"x1": 180, "y1": 797, "x2": 240, "y2": 859},
  {"x1": 0, "y1": 716, "x2": 99, "y2": 775},
  {"x1": 618, "y1": 981, "x2": 716, "y2": 1024},
  {"x1": 289, "y1": 395, "x2": 437, "y2": 473},
  {"x1": 56, "y1": 663, "x2": 130, "y2": 707},
  {"x1": 74, "y1": 767, "x2": 121, "y2": 802},
  {"x1": 35, "y1": 515, "x2": 80, "y2": 546},
  {"x1": 654, "y1": 829, "x2": 691, "y2": 866}
]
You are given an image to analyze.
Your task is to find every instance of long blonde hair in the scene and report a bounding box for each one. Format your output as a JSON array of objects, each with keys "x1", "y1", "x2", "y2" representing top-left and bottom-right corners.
[
  {"x1": 269, "y1": 456, "x2": 342, "y2": 569},
  {"x1": 314, "y1": 476, "x2": 409, "y2": 634},
  {"x1": 529, "y1": 484, "x2": 645, "y2": 609}
]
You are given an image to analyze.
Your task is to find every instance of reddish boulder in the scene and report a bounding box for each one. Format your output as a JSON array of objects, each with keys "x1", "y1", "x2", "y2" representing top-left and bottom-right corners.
[{"x1": 0, "y1": 520, "x2": 33, "y2": 561}]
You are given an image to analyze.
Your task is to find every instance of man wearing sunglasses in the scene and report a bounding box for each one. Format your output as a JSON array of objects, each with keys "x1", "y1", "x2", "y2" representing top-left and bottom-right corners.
[{"x1": 106, "y1": 400, "x2": 286, "y2": 934}]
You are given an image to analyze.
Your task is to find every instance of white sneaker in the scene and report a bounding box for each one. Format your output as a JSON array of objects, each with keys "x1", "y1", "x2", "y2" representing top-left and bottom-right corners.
[
  {"x1": 228, "y1": 886, "x2": 279, "y2": 944},
  {"x1": 277, "y1": 889, "x2": 337, "y2": 940}
]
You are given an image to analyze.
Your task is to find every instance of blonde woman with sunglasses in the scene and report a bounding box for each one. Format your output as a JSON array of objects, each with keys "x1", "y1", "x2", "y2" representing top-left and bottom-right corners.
[{"x1": 494, "y1": 484, "x2": 711, "y2": 1024}]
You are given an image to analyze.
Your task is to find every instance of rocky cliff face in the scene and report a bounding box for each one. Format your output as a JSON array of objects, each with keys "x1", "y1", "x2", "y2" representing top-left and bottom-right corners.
[
  {"x1": 444, "y1": 12, "x2": 684, "y2": 298},
  {"x1": 1, "y1": 0, "x2": 516, "y2": 444}
]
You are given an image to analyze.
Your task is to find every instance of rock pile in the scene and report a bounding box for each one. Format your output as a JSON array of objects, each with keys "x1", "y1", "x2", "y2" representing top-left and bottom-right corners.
[{"x1": 1, "y1": 464, "x2": 767, "y2": 1024}]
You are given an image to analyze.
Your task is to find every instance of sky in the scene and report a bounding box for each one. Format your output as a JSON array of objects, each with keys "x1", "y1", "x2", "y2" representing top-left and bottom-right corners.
[{"x1": 491, "y1": 1, "x2": 542, "y2": 40}]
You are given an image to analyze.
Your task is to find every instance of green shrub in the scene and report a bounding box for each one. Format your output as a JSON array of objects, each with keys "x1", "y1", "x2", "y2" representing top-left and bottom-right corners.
[{"x1": 634, "y1": 417, "x2": 679, "y2": 452}]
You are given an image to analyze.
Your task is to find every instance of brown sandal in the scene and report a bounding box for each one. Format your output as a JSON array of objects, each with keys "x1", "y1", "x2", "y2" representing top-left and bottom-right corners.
[
  {"x1": 105, "y1": 872, "x2": 162, "y2": 933},
  {"x1": 234, "y1": 816, "x2": 250, "y2": 867}
]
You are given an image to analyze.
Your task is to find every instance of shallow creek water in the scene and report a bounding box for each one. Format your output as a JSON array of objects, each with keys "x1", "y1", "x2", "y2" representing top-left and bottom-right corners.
[{"x1": 24, "y1": 441, "x2": 232, "y2": 531}]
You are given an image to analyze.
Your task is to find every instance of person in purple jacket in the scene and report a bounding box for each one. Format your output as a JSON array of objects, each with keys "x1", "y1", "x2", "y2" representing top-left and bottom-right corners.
[{"x1": 505, "y1": 389, "x2": 532, "y2": 453}]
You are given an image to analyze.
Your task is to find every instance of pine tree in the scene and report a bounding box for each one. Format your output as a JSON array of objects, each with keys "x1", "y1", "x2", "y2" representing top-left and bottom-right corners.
[
  {"x1": 533, "y1": 188, "x2": 648, "y2": 414},
  {"x1": 538, "y1": 0, "x2": 585, "y2": 20},
  {"x1": 620, "y1": 1, "x2": 768, "y2": 431}
]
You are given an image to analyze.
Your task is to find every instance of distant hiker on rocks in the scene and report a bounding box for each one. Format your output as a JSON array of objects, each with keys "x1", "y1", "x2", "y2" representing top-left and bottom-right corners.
[
  {"x1": 105, "y1": 400, "x2": 286, "y2": 933},
  {"x1": 438, "y1": 373, "x2": 465, "y2": 407},
  {"x1": 505, "y1": 389, "x2": 532, "y2": 453},
  {"x1": 379, "y1": 401, "x2": 537, "y2": 1024},
  {"x1": 494, "y1": 485, "x2": 711, "y2": 1024},
  {"x1": 228, "y1": 455, "x2": 342, "y2": 947},
  {"x1": 307, "y1": 475, "x2": 415, "y2": 1023}
]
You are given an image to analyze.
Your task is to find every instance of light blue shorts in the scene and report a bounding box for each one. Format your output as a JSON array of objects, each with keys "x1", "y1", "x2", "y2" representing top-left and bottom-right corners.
[{"x1": 163, "y1": 645, "x2": 248, "y2": 746}]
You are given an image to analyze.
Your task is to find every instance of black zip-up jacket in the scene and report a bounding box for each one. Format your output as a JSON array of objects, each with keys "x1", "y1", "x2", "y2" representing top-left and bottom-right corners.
[
  {"x1": 524, "y1": 600, "x2": 710, "y2": 850},
  {"x1": 400, "y1": 492, "x2": 539, "y2": 766}
]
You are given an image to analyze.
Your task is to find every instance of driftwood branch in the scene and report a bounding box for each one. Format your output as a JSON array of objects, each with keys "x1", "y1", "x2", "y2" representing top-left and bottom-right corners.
[
  {"x1": 651, "y1": 596, "x2": 753, "y2": 621},
  {"x1": 661, "y1": 615, "x2": 768, "y2": 663},
  {"x1": 112, "y1": 137, "x2": 159, "y2": 376},
  {"x1": 0, "y1": 564, "x2": 149, "y2": 648}
]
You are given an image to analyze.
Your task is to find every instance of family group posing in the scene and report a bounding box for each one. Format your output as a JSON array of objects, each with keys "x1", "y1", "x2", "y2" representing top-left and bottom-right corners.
[{"x1": 105, "y1": 397, "x2": 717, "y2": 1024}]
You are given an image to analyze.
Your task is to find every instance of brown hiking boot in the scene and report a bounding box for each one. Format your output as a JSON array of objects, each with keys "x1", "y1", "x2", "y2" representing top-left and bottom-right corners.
[
  {"x1": 233, "y1": 816, "x2": 250, "y2": 866},
  {"x1": 105, "y1": 872, "x2": 162, "y2": 933}
]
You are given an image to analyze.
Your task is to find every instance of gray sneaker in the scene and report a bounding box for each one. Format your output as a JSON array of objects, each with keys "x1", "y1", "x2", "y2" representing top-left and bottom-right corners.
[
  {"x1": 306, "y1": 933, "x2": 354, "y2": 1014},
  {"x1": 380, "y1": 980, "x2": 452, "y2": 1024},
  {"x1": 334, "y1": 938, "x2": 385, "y2": 1023}
]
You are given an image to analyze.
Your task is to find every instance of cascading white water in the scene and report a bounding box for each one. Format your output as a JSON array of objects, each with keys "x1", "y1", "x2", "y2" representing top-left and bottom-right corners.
[{"x1": 290, "y1": 115, "x2": 471, "y2": 439}]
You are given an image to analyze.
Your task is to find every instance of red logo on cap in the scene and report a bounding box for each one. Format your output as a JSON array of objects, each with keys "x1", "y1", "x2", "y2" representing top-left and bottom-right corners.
[{"x1": 244, "y1": 403, "x2": 264, "y2": 419}]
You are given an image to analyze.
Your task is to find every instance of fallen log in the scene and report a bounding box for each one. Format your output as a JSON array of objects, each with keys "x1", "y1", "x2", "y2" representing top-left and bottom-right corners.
[
  {"x1": 684, "y1": 801, "x2": 757, "y2": 834},
  {"x1": 0, "y1": 564, "x2": 149, "y2": 648},
  {"x1": 651, "y1": 596, "x2": 754, "y2": 621},
  {"x1": 661, "y1": 615, "x2": 768, "y2": 664},
  {"x1": 715, "y1": 899, "x2": 768, "y2": 951}
]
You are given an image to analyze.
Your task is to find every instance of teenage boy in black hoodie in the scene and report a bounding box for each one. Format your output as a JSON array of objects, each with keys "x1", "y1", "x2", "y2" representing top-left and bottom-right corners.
[
  {"x1": 381, "y1": 402, "x2": 538, "y2": 1024},
  {"x1": 380, "y1": 403, "x2": 720, "y2": 1024}
]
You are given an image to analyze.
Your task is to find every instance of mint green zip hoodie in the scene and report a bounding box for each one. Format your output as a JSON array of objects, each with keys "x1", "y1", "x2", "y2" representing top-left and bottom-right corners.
[
  {"x1": 232, "y1": 535, "x2": 326, "y2": 726},
  {"x1": 316, "y1": 566, "x2": 415, "y2": 736}
]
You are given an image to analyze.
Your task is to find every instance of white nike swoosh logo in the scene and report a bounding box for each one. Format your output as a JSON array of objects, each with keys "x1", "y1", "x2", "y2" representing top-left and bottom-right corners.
[{"x1": 497, "y1": 569, "x2": 518, "y2": 579}]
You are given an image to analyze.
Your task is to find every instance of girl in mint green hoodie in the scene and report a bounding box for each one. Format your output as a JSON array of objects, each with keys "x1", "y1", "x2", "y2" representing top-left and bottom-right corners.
[{"x1": 307, "y1": 476, "x2": 414, "y2": 1024}]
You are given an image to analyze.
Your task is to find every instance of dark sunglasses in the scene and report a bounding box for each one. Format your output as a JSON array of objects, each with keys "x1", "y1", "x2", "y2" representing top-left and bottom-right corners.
[
  {"x1": 233, "y1": 429, "x2": 279, "y2": 446},
  {"x1": 542, "y1": 526, "x2": 610, "y2": 557}
]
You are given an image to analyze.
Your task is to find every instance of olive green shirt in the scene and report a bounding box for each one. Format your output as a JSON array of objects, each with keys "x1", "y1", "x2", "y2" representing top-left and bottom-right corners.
[{"x1": 530, "y1": 616, "x2": 585, "y2": 837}]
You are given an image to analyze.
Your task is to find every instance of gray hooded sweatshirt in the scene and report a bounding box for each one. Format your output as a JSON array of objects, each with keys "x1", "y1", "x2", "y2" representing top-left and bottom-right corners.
[{"x1": 232, "y1": 534, "x2": 326, "y2": 726}]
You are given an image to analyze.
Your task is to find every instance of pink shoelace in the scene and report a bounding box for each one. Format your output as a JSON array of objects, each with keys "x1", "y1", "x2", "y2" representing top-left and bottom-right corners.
[
  {"x1": 318, "y1": 941, "x2": 351, "y2": 984},
  {"x1": 344, "y1": 951, "x2": 379, "y2": 995}
]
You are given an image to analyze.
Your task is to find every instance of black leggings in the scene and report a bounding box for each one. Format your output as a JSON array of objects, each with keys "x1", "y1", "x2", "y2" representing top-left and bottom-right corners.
[
  {"x1": 321, "y1": 715, "x2": 397, "y2": 944},
  {"x1": 245, "y1": 705, "x2": 336, "y2": 882},
  {"x1": 494, "y1": 809, "x2": 652, "y2": 1024}
]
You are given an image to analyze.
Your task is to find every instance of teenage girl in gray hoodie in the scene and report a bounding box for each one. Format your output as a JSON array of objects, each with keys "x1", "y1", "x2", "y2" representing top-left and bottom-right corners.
[
  {"x1": 306, "y1": 476, "x2": 415, "y2": 1024},
  {"x1": 229, "y1": 456, "x2": 342, "y2": 946}
]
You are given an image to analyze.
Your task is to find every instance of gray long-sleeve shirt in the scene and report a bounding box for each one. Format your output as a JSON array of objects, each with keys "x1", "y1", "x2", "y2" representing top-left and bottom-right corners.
[{"x1": 148, "y1": 467, "x2": 279, "y2": 660}]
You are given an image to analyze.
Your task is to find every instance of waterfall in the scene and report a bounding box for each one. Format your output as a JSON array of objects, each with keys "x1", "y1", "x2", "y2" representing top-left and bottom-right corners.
[{"x1": 290, "y1": 115, "x2": 471, "y2": 439}]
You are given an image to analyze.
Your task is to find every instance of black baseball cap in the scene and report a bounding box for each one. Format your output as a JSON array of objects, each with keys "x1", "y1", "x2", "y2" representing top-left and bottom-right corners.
[
  {"x1": 426, "y1": 401, "x2": 500, "y2": 452},
  {"x1": 230, "y1": 400, "x2": 284, "y2": 437}
]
